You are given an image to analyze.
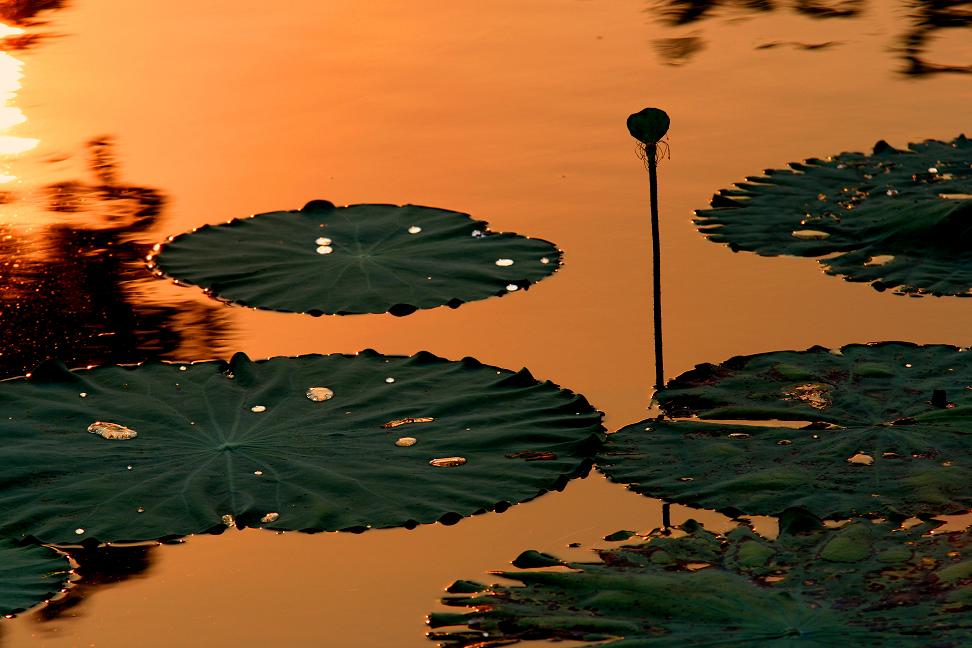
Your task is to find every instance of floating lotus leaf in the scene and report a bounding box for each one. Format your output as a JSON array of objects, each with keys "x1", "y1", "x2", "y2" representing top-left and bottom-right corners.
[
  {"x1": 0, "y1": 351, "x2": 602, "y2": 544},
  {"x1": 429, "y1": 516, "x2": 972, "y2": 647},
  {"x1": 694, "y1": 135, "x2": 972, "y2": 296},
  {"x1": 149, "y1": 202, "x2": 561, "y2": 315},
  {"x1": 599, "y1": 342, "x2": 972, "y2": 519},
  {"x1": 0, "y1": 541, "x2": 70, "y2": 616}
]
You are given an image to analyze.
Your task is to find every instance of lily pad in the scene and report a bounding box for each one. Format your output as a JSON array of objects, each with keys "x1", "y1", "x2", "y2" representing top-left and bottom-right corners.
[
  {"x1": 0, "y1": 351, "x2": 602, "y2": 544},
  {"x1": 0, "y1": 541, "x2": 70, "y2": 617},
  {"x1": 694, "y1": 135, "x2": 972, "y2": 296},
  {"x1": 598, "y1": 342, "x2": 972, "y2": 519},
  {"x1": 429, "y1": 516, "x2": 972, "y2": 647},
  {"x1": 149, "y1": 202, "x2": 561, "y2": 315}
]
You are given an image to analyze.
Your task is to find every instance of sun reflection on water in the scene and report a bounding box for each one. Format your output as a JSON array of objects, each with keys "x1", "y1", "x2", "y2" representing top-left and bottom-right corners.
[{"x1": 0, "y1": 22, "x2": 39, "y2": 181}]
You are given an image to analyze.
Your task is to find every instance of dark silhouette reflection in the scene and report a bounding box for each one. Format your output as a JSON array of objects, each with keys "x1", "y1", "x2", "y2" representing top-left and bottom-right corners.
[
  {"x1": 0, "y1": 0, "x2": 66, "y2": 26},
  {"x1": 647, "y1": 0, "x2": 971, "y2": 75},
  {"x1": 0, "y1": 137, "x2": 232, "y2": 379},
  {"x1": 900, "y1": 0, "x2": 972, "y2": 75},
  {"x1": 32, "y1": 544, "x2": 158, "y2": 625}
]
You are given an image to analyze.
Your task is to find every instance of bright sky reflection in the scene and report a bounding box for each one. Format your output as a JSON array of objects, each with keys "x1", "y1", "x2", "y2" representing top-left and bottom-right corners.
[{"x1": 0, "y1": 23, "x2": 39, "y2": 175}]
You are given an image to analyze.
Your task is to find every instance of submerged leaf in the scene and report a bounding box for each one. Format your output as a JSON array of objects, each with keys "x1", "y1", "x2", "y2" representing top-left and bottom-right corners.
[
  {"x1": 599, "y1": 342, "x2": 972, "y2": 518},
  {"x1": 150, "y1": 202, "x2": 561, "y2": 315},
  {"x1": 695, "y1": 135, "x2": 972, "y2": 296},
  {"x1": 0, "y1": 351, "x2": 602, "y2": 544},
  {"x1": 430, "y1": 519, "x2": 972, "y2": 647},
  {"x1": 0, "y1": 541, "x2": 71, "y2": 617}
]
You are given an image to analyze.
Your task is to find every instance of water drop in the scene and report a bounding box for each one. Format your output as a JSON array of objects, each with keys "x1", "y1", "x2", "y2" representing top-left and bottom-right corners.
[
  {"x1": 727, "y1": 432, "x2": 750, "y2": 440},
  {"x1": 88, "y1": 421, "x2": 138, "y2": 440},
  {"x1": 79, "y1": 392, "x2": 87, "y2": 398},
  {"x1": 430, "y1": 457, "x2": 467, "y2": 467},
  {"x1": 179, "y1": 366, "x2": 187, "y2": 371},
  {"x1": 306, "y1": 386, "x2": 334, "y2": 402},
  {"x1": 316, "y1": 245, "x2": 333, "y2": 254},
  {"x1": 886, "y1": 188, "x2": 899, "y2": 196},
  {"x1": 777, "y1": 439, "x2": 792, "y2": 446},
  {"x1": 254, "y1": 470, "x2": 264, "y2": 476},
  {"x1": 540, "y1": 257, "x2": 550, "y2": 264},
  {"x1": 506, "y1": 284, "x2": 519, "y2": 292},
  {"x1": 495, "y1": 258, "x2": 514, "y2": 267},
  {"x1": 471, "y1": 229, "x2": 483, "y2": 238},
  {"x1": 407, "y1": 226, "x2": 422, "y2": 234},
  {"x1": 74, "y1": 528, "x2": 84, "y2": 535},
  {"x1": 679, "y1": 476, "x2": 694, "y2": 482},
  {"x1": 250, "y1": 405, "x2": 267, "y2": 413},
  {"x1": 221, "y1": 514, "x2": 235, "y2": 527},
  {"x1": 791, "y1": 229, "x2": 830, "y2": 240},
  {"x1": 847, "y1": 453, "x2": 874, "y2": 466},
  {"x1": 315, "y1": 237, "x2": 332, "y2": 245},
  {"x1": 385, "y1": 377, "x2": 395, "y2": 383},
  {"x1": 928, "y1": 167, "x2": 939, "y2": 173},
  {"x1": 261, "y1": 512, "x2": 280, "y2": 524},
  {"x1": 383, "y1": 417, "x2": 434, "y2": 429},
  {"x1": 127, "y1": 465, "x2": 133, "y2": 470},
  {"x1": 395, "y1": 437, "x2": 417, "y2": 447},
  {"x1": 137, "y1": 507, "x2": 145, "y2": 513}
]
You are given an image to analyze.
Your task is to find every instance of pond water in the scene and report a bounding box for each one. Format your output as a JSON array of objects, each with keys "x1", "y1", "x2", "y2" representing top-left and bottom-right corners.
[{"x1": 0, "y1": 0, "x2": 970, "y2": 645}]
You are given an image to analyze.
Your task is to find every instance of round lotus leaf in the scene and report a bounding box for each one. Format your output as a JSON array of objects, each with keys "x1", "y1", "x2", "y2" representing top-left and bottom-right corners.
[
  {"x1": 599, "y1": 418, "x2": 972, "y2": 519},
  {"x1": 597, "y1": 342, "x2": 972, "y2": 519},
  {"x1": 0, "y1": 351, "x2": 603, "y2": 544},
  {"x1": 657, "y1": 342, "x2": 972, "y2": 424},
  {"x1": 429, "y1": 517, "x2": 972, "y2": 647},
  {"x1": 149, "y1": 202, "x2": 561, "y2": 316},
  {"x1": 626, "y1": 107, "x2": 671, "y2": 144},
  {"x1": 0, "y1": 541, "x2": 70, "y2": 616},
  {"x1": 695, "y1": 135, "x2": 972, "y2": 296}
]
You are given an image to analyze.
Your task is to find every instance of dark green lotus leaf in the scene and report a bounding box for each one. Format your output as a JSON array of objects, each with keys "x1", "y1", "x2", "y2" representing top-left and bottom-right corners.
[
  {"x1": 694, "y1": 135, "x2": 972, "y2": 296},
  {"x1": 0, "y1": 541, "x2": 70, "y2": 616},
  {"x1": 149, "y1": 202, "x2": 561, "y2": 316},
  {"x1": 0, "y1": 351, "x2": 602, "y2": 544},
  {"x1": 597, "y1": 343, "x2": 972, "y2": 519},
  {"x1": 626, "y1": 107, "x2": 671, "y2": 144},
  {"x1": 599, "y1": 418, "x2": 972, "y2": 519},
  {"x1": 657, "y1": 342, "x2": 972, "y2": 424},
  {"x1": 429, "y1": 517, "x2": 972, "y2": 647}
]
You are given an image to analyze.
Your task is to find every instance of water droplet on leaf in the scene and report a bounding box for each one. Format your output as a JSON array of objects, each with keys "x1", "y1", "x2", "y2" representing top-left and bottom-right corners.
[
  {"x1": 88, "y1": 421, "x2": 138, "y2": 440},
  {"x1": 306, "y1": 387, "x2": 334, "y2": 401},
  {"x1": 430, "y1": 457, "x2": 466, "y2": 467}
]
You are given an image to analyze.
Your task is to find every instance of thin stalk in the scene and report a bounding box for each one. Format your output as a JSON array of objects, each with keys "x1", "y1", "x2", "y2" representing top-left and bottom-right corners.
[{"x1": 647, "y1": 142, "x2": 664, "y2": 392}]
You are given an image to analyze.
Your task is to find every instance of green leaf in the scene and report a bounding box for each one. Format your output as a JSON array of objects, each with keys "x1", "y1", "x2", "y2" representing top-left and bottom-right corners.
[
  {"x1": 0, "y1": 351, "x2": 603, "y2": 544},
  {"x1": 150, "y1": 202, "x2": 561, "y2": 316},
  {"x1": 430, "y1": 519, "x2": 972, "y2": 647},
  {"x1": 626, "y1": 107, "x2": 671, "y2": 144},
  {"x1": 0, "y1": 541, "x2": 70, "y2": 617},
  {"x1": 599, "y1": 342, "x2": 972, "y2": 519},
  {"x1": 695, "y1": 135, "x2": 972, "y2": 296}
]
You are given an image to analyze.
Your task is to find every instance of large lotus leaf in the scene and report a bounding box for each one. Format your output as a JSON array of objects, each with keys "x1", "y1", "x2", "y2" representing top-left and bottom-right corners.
[
  {"x1": 429, "y1": 517, "x2": 972, "y2": 647},
  {"x1": 149, "y1": 202, "x2": 561, "y2": 315},
  {"x1": 597, "y1": 342, "x2": 972, "y2": 518},
  {"x1": 0, "y1": 351, "x2": 602, "y2": 544},
  {"x1": 694, "y1": 135, "x2": 972, "y2": 296},
  {"x1": 598, "y1": 418, "x2": 972, "y2": 519},
  {"x1": 656, "y1": 342, "x2": 972, "y2": 424},
  {"x1": 0, "y1": 541, "x2": 70, "y2": 616}
]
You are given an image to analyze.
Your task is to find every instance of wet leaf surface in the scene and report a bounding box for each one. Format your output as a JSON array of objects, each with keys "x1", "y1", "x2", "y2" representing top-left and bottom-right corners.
[
  {"x1": 0, "y1": 541, "x2": 70, "y2": 617},
  {"x1": 695, "y1": 136, "x2": 972, "y2": 296},
  {"x1": 0, "y1": 350, "x2": 602, "y2": 544},
  {"x1": 599, "y1": 343, "x2": 972, "y2": 519},
  {"x1": 151, "y1": 202, "x2": 561, "y2": 315},
  {"x1": 430, "y1": 516, "x2": 972, "y2": 647}
]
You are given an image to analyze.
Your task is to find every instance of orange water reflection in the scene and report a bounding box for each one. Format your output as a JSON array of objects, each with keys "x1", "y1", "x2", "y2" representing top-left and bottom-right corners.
[{"x1": 0, "y1": 0, "x2": 970, "y2": 646}]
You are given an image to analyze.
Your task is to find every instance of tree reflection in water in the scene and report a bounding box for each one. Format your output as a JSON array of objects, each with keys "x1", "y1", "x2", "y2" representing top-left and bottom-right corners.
[
  {"x1": 0, "y1": 137, "x2": 232, "y2": 380},
  {"x1": 646, "y1": 0, "x2": 971, "y2": 75}
]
